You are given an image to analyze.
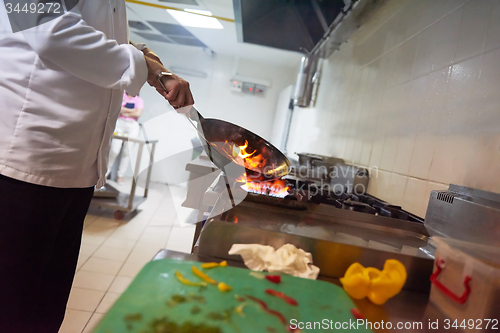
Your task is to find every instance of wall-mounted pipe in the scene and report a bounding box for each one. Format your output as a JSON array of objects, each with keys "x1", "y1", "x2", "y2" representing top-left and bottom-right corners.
[{"x1": 294, "y1": 53, "x2": 319, "y2": 108}]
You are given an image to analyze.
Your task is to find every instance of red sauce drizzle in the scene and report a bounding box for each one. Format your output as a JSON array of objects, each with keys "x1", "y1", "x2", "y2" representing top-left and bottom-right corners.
[
  {"x1": 265, "y1": 289, "x2": 298, "y2": 306},
  {"x1": 246, "y1": 295, "x2": 286, "y2": 325},
  {"x1": 351, "y1": 308, "x2": 364, "y2": 320}
]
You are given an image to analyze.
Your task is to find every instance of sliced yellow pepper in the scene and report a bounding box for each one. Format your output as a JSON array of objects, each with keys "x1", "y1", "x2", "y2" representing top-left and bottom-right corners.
[
  {"x1": 192, "y1": 266, "x2": 217, "y2": 285},
  {"x1": 249, "y1": 271, "x2": 265, "y2": 280},
  {"x1": 174, "y1": 270, "x2": 207, "y2": 287},
  {"x1": 368, "y1": 260, "x2": 407, "y2": 305},
  {"x1": 339, "y1": 263, "x2": 372, "y2": 300},
  {"x1": 340, "y1": 259, "x2": 407, "y2": 305},
  {"x1": 235, "y1": 303, "x2": 247, "y2": 316},
  {"x1": 201, "y1": 261, "x2": 227, "y2": 269},
  {"x1": 218, "y1": 282, "x2": 232, "y2": 292}
]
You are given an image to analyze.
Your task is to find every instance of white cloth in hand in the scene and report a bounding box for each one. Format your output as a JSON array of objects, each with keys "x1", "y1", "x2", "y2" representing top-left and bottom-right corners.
[{"x1": 228, "y1": 244, "x2": 320, "y2": 279}]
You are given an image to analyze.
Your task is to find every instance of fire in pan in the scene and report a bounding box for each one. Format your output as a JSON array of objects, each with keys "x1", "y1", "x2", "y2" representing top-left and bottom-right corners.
[{"x1": 178, "y1": 106, "x2": 291, "y2": 185}]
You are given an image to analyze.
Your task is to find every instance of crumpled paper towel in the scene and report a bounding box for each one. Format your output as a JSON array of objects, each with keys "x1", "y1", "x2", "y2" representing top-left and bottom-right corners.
[{"x1": 228, "y1": 243, "x2": 320, "y2": 279}]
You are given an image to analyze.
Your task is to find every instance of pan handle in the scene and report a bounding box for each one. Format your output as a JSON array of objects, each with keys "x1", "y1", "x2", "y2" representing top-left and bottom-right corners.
[
  {"x1": 171, "y1": 105, "x2": 209, "y2": 144},
  {"x1": 168, "y1": 105, "x2": 204, "y2": 123},
  {"x1": 187, "y1": 106, "x2": 204, "y2": 123}
]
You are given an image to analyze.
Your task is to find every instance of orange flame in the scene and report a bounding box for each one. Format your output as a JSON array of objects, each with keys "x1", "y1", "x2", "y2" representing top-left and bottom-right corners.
[
  {"x1": 220, "y1": 140, "x2": 265, "y2": 171},
  {"x1": 239, "y1": 178, "x2": 289, "y2": 198},
  {"x1": 234, "y1": 141, "x2": 254, "y2": 158},
  {"x1": 235, "y1": 174, "x2": 248, "y2": 183}
]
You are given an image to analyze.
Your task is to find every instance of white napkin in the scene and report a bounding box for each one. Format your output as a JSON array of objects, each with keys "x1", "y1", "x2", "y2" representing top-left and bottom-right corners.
[{"x1": 228, "y1": 243, "x2": 320, "y2": 279}]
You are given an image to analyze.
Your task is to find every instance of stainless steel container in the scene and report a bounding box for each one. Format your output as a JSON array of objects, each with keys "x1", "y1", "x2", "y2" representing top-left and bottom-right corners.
[{"x1": 425, "y1": 184, "x2": 500, "y2": 248}]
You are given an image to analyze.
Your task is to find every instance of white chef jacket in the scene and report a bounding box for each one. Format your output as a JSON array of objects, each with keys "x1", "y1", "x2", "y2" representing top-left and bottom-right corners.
[{"x1": 0, "y1": 0, "x2": 148, "y2": 188}]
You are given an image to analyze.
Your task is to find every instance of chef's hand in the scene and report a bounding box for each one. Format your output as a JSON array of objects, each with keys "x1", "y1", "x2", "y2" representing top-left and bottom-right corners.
[{"x1": 143, "y1": 53, "x2": 194, "y2": 110}]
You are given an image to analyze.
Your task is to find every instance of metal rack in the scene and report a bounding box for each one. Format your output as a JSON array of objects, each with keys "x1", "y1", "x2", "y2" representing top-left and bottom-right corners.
[{"x1": 91, "y1": 134, "x2": 158, "y2": 220}]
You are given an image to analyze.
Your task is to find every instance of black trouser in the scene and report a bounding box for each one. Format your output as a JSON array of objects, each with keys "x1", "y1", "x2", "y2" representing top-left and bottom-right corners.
[{"x1": 0, "y1": 175, "x2": 94, "y2": 333}]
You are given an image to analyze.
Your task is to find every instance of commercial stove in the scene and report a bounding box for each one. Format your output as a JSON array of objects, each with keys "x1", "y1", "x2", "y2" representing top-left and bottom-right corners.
[
  {"x1": 194, "y1": 157, "x2": 435, "y2": 294},
  {"x1": 181, "y1": 153, "x2": 500, "y2": 331}
]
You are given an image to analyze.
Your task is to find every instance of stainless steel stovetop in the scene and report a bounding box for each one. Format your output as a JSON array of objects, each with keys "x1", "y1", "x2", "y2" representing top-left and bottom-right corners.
[{"x1": 196, "y1": 173, "x2": 435, "y2": 294}]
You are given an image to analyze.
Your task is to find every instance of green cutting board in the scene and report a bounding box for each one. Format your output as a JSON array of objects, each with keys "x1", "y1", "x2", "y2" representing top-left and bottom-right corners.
[{"x1": 93, "y1": 259, "x2": 372, "y2": 333}]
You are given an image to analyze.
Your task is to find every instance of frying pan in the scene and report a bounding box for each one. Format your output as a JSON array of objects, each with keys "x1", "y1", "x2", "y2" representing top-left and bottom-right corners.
[{"x1": 177, "y1": 105, "x2": 290, "y2": 182}]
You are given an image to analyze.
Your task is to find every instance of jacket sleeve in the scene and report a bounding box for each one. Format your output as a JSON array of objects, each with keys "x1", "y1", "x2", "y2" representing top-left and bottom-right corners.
[{"x1": 17, "y1": 3, "x2": 147, "y2": 96}]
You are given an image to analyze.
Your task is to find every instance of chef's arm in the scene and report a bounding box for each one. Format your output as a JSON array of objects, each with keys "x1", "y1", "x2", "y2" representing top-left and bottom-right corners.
[{"x1": 16, "y1": 5, "x2": 147, "y2": 96}]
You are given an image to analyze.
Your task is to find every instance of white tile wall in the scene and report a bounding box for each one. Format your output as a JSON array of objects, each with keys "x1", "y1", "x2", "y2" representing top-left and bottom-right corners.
[
  {"x1": 485, "y1": 0, "x2": 500, "y2": 52},
  {"x1": 286, "y1": 0, "x2": 500, "y2": 217}
]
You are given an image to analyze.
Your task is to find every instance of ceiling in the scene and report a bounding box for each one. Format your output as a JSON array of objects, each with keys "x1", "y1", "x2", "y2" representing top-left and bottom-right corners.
[{"x1": 126, "y1": 0, "x2": 304, "y2": 67}]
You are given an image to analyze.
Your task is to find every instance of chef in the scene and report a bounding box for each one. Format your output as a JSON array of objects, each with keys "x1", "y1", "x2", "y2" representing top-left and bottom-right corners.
[{"x1": 0, "y1": 0, "x2": 194, "y2": 332}]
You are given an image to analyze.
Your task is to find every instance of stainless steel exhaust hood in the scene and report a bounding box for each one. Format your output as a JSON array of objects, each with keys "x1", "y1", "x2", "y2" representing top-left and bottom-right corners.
[
  {"x1": 233, "y1": 0, "x2": 348, "y2": 53},
  {"x1": 234, "y1": 0, "x2": 387, "y2": 108},
  {"x1": 233, "y1": 0, "x2": 386, "y2": 57}
]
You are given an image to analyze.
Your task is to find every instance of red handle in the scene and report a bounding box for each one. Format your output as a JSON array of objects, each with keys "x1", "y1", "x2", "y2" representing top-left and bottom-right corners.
[{"x1": 430, "y1": 259, "x2": 471, "y2": 304}]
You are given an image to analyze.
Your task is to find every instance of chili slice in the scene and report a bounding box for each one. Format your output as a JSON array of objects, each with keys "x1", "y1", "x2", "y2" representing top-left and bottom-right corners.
[
  {"x1": 201, "y1": 261, "x2": 227, "y2": 269},
  {"x1": 174, "y1": 270, "x2": 207, "y2": 287},
  {"x1": 351, "y1": 308, "x2": 364, "y2": 320},
  {"x1": 265, "y1": 275, "x2": 281, "y2": 284},
  {"x1": 265, "y1": 289, "x2": 298, "y2": 306},
  {"x1": 218, "y1": 282, "x2": 232, "y2": 292},
  {"x1": 246, "y1": 295, "x2": 286, "y2": 325},
  {"x1": 192, "y1": 266, "x2": 217, "y2": 284}
]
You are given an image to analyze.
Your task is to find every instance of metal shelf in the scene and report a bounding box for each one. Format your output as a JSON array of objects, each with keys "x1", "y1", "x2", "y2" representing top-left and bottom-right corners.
[{"x1": 90, "y1": 134, "x2": 158, "y2": 220}]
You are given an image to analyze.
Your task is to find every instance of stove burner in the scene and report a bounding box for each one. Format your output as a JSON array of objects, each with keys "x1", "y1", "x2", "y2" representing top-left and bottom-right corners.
[
  {"x1": 242, "y1": 178, "x2": 422, "y2": 223},
  {"x1": 239, "y1": 179, "x2": 290, "y2": 198}
]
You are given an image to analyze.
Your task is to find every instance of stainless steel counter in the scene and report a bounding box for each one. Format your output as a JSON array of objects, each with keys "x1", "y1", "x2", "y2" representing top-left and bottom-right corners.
[
  {"x1": 197, "y1": 195, "x2": 435, "y2": 294},
  {"x1": 152, "y1": 250, "x2": 459, "y2": 333}
]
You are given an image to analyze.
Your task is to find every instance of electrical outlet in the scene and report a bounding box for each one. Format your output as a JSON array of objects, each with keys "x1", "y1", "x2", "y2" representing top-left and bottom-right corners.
[
  {"x1": 242, "y1": 82, "x2": 256, "y2": 94},
  {"x1": 255, "y1": 84, "x2": 266, "y2": 94},
  {"x1": 230, "y1": 79, "x2": 243, "y2": 92}
]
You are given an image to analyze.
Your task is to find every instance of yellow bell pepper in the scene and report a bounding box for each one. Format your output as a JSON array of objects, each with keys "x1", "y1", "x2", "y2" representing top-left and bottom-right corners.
[
  {"x1": 174, "y1": 270, "x2": 207, "y2": 287},
  {"x1": 235, "y1": 303, "x2": 246, "y2": 316},
  {"x1": 192, "y1": 266, "x2": 217, "y2": 285},
  {"x1": 340, "y1": 263, "x2": 373, "y2": 300},
  {"x1": 201, "y1": 261, "x2": 227, "y2": 269},
  {"x1": 218, "y1": 282, "x2": 232, "y2": 292},
  {"x1": 340, "y1": 259, "x2": 407, "y2": 305}
]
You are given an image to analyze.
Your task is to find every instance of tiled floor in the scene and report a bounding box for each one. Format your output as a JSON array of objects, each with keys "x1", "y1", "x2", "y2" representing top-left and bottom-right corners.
[{"x1": 58, "y1": 179, "x2": 196, "y2": 333}]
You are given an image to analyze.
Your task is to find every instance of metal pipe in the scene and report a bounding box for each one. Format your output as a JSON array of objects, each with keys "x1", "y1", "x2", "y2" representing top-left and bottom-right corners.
[{"x1": 294, "y1": 54, "x2": 319, "y2": 108}]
